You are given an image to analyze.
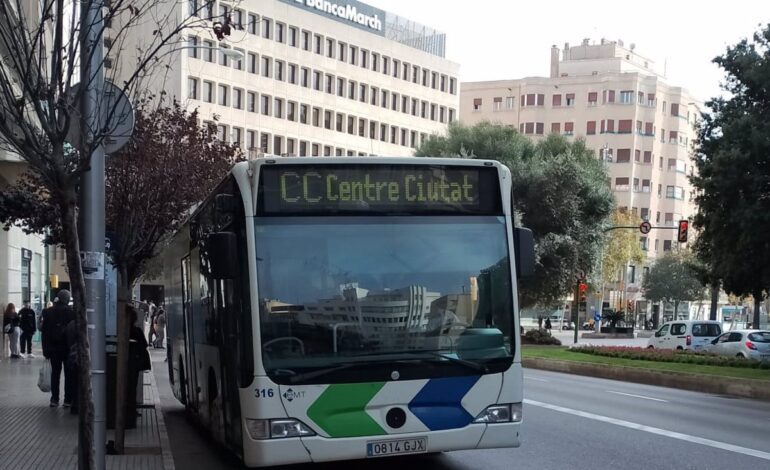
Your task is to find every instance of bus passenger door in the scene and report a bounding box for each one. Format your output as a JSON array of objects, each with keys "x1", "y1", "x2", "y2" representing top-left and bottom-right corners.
[{"x1": 182, "y1": 255, "x2": 199, "y2": 412}]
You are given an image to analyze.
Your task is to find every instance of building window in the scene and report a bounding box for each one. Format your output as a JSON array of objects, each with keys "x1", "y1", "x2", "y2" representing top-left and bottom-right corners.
[
  {"x1": 618, "y1": 119, "x2": 633, "y2": 134},
  {"x1": 260, "y1": 95, "x2": 270, "y2": 115},
  {"x1": 565, "y1": 93, "x2": 575, "y2": 106},
  {"x1": 619, "y1": 90, "x2": 634, "y2": 104},
  {"x1": 552, "y1": 94, "x2": 562, "y2": 107},
  {"x1": 203, "y1": 40, "x2": 215, "y2": 62},
  {"x1": 261, "y1": 17, "x2": 272, "y2": 39},
  {"x1": 187, "y1": 36, "x2": 198, "y2": 58},
  {"x1": 350, "y1": 45, "x2": 358, "y2": 65},
  {"x1": 663, "y1": 240, "x2": 672, "y2": 252},
  {"x1": 372, "y1": 52, "x2": 379, "y2": 72},
  {"x1": 360, "y1": 84, "x2": 367, "y2": 103},
  {"x1": 450, "y1": 77, "x2": 457, "y2": 95},
  {"x1": 274, "y1": 98, "x2": 283, "y2": 118},
  {"x1": 324, "y1": 110, "x2": 331, "y2": 129},
  {"x1": 314, "y1": 33, "x2": 323, "y2": 55},
  {"x1": 551, "y1": 122, "x2": 561, "y2": 134},
  {"x1": 261, "y1": 56, "x2": 271, "y2": 78},
  {"x1": 505, "y1": 96, "x2": 515, "y2": 109},
  {"x1": 232, "y1": 49, "x2": 244, "y2": 70},
  {"x1": 248, "y1": 14, "x2": 258, "y2": 35},
  {"x1": 615, "y1": 177, "x2": 630, "y2": 191},
  {"x1": 300, "y1": 104, "x2": 308, "y2": 124},
  {"x1": 232, "y1": 88, "x2": 243, "y2": 109},
  {"x1": 666, "y1": 186, "x2": 685, "y2": 200},
  {"x1": 616, "y1": 149, "x2": 631, "y2": 163},
  {"x1": 361, "y1": 49, "x2": 369, "y2": 68},
  {"x1": 302, "y1": 30, "x2": 311, "y2": 51},
  {"x1": 313, "y1": 71, "x2": 322, "y2": 91},
  {"x1": 248, "y1": 53, "x2": 257, "y2": 74},
  {"x1": 564, "y1": 122, "x2": 574, "y2": 135},
  {"x1": 643, "y1": 151, "x2": 652, "y2": 163},
  {"x1": 288, "y1": 26, "x2": 298, "y2": 47},
  {"x1": 335, "y1": 113, "x2": 344, "y2": 132},
  {"x1": 288, "y1": 63, "x2": 297, "y2": 84},
  {"x1": 275, "y1": 60, "x2": 284, "y2": 81},
  {"x1": 588, "y1": 92, "x2": 598, "y2": 106},
  {"x1": 203, "y1": 81, "x2": 213, "y2": 103},
  {"x1": 326, "y1": 38, "x2": 335, "y2": 58},
  {"x1": 586, "y1": 121, "x2": 596, "y2": 135},
  {"x1": 301, "y1": 67, "x2": 309, "y2": 87},
  {"x1": 603, "y1": 90, "x2": 615, "y2": 103},
  {"x1": 218, "y1": 84, "x2": 228, "y2": 106},
  {"x1": 218, "y1": 46, "x2": 230, "y2": 67},
  {"x1": 472, "y1": 98, "x2": 482, "y2": 111},
  {"x1": 642, "y1": 179, "x2": 651, "y2": 193},
  {"x1": 493, "y1": 97, "x2": 502, "y2": 111},
  {"x1": 247, "y1": 92, "x2": 257, "y2": 112},
  {"x1": 216, "y1": 124, "x2": 227, "y2": 142},
  {"x1": 535, "y1": 122, "x2": 544, "y2": 135},
  {"x1": 232, "y1": 127, "x2": 242, "y2": 148},
  {"x1": 276, "y1": 22, "x2": 285, "y2": 43},
  {"x1": 187, "y1": 77, "x2": 198, "y2": 99},
  {"x1": 347, "y1": 115, "x2": 354, "y2": 134}
]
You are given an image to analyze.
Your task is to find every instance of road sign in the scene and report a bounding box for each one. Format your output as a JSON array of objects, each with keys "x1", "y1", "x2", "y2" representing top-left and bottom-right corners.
[
  {"x1": 66, "y1": 80, "x2": 135, "y2": 154},
  {"x1": 639, "y1": 221, "x2": 652, "y2": 234},
  {"x1": 594, "y1": 312, "x2": 601, "y2": 322}
]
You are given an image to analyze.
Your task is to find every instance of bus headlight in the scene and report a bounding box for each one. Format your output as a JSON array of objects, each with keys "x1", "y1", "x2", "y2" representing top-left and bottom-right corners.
[
  {"x1": 245, "y1": 419, "x2": 316, "y2": 440},
  {"x1": 473, "y1": 403, "x2": 522, "y2": 423}
]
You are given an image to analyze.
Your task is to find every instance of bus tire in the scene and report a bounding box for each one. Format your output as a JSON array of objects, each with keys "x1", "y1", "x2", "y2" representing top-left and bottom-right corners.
[{"x1": 178, "y1": 357, "x2": 187, "y2": 406}]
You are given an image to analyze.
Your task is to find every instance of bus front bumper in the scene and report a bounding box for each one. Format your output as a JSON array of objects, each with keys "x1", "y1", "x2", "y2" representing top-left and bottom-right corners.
[{"x1": 242, "y1": 422, "x2": 521, "y2": 467}]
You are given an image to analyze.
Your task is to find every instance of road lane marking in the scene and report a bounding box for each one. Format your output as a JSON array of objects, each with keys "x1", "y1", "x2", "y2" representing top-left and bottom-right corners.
[
  {"x1": 605, "y1": 390, "x2": 668, "y2": 403},
  {"x1": 524, "y1": 399, "x2": 770, "y2": 462},
  {"x1": 524, "y1": 377, "x2": 550, "y2": 382}
]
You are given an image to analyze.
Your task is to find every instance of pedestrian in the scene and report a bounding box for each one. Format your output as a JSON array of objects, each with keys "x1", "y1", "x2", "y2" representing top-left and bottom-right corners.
[
  {"x1": 127, "y1": 306, "x2": 151, "y2": 427},
  {"x1": 19, "y1": 301, "x2": 37, "y2": 358},
  {"x1": 153, "y1": 308, "x2": 166, "y2": 349},
  {"x1": 537, "y1": 315, "x2": 543, "y2": 330},
  {"x1": 544, "y1": 317, "x2": 552, "y2": 333},
  {"x1": 147, "y1": 303, "x2": 157, "y2": 347},
  {"x1": 3, "y1": 303, "x2": 22, "y2": 358},
  {"x1": 39, "y1": 301, "x2": 53, "y2": 330},
  {"x1": 41, "y1": 290, "x2": 76, "y2": 407}
]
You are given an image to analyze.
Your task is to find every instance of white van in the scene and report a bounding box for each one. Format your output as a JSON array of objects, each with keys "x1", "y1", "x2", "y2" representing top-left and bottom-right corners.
[{"x1": 647, "y1": 321, "x2": 723, "y2": 351}]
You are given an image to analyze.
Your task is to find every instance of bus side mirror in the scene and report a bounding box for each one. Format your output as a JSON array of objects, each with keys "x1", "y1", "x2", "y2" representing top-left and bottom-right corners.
[
  {"x1": 208, "y1": 232, "x2": 238, "y2": 279},
  {"x1": 514, "y1": 227, "x2": 535, "y2": 279}
]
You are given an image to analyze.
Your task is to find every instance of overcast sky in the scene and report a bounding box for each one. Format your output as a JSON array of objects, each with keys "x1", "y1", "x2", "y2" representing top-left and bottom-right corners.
[{"x1": 366, "y1": 0, "x2": 769, "y2": 103}]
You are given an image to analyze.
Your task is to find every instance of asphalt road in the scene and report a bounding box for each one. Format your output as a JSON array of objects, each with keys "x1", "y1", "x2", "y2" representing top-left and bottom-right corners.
[{"x1": 152, "y1": 352, "x2": 770, "y2": 469}]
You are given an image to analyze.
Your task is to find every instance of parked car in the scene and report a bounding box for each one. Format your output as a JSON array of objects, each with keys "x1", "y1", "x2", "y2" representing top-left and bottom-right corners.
[
  {"x1": 647, "y1": 320, "x2": 723, "y2": 351},
  {"x1": 705, "y1": 330, "x2": 770, "y2": 361}
]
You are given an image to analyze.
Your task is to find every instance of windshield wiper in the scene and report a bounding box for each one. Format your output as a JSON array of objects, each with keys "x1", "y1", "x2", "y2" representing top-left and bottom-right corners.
[
  {"x1": 285, "y1": 363, "x2": 359, "y2": 384},
  {"x1": 352, "y1": 350, "x2": 489, "y2": 374}
]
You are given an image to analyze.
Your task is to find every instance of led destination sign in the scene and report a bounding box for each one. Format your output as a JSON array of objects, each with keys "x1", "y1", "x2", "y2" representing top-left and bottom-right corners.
[{"x1": 258, "y1": 165, "x2": 502, "y2": 215}]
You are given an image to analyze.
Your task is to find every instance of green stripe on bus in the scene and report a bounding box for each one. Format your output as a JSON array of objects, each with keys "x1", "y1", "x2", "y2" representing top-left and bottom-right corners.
[{"x1": 307, "y1": 383, "x2": 387, "y2": 437}]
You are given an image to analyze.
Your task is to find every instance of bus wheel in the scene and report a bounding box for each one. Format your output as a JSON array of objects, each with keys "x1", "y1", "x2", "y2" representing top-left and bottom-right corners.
[{"x1": 178, "y1": 357, "x2": 187, "y2": 406}]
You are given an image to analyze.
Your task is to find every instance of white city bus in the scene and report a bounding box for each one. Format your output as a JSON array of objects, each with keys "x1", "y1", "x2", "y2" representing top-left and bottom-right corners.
[{"x1": 161, "y1": 157, "x2": 534, "y2": 467}]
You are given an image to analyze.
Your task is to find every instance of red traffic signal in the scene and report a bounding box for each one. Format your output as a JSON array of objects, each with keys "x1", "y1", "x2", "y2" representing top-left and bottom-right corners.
[
  {"x1": 579, "y1": 283, "x2": 588, "y2": 293},
  {"x1": 677, "y1": 220, "x2": 689, "y2": 243}
]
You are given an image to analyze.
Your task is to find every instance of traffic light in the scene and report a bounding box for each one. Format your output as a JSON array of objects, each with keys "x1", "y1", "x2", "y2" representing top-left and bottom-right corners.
[
  {"x1": 677, "y1": 219, "x2": 689, "y2": 243},
  {"x1": 579, "y1": 282, "x2": 587, "y2": 306}
]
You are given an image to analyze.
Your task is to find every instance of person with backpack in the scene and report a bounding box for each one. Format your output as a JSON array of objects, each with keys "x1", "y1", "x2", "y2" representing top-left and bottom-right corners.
[
  {"x1": 19, "y1": 301, "x2": 37, "y2": 357},
  {"x1": 41, "y1": 291, "x2": 76, "y2": 407}
]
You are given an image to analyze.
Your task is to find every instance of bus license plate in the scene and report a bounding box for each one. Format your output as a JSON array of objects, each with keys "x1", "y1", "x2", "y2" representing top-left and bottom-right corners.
[{"x1": 366, "y1": 437, "x2": 427, "y2": 457}]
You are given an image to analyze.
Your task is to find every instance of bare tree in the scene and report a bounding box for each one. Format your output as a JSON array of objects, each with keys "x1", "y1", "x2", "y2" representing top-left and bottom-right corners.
[{"x1": 0, "y1": 1, "x2": 230, "y2": 467}]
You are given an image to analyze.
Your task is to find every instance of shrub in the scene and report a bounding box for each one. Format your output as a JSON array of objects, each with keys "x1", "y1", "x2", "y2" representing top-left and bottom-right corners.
[
  {"x1": 522, "y1": 329, "x2": 562, "y2": 346},
  {"x1": 570, "y1": 346, "x2": 770, "y2": 369}
]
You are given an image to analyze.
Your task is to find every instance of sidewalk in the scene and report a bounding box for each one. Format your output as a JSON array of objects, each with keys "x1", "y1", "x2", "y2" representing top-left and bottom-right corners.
[{"x1": 0, "y1": 342, "x2": 174, "y2": 469}]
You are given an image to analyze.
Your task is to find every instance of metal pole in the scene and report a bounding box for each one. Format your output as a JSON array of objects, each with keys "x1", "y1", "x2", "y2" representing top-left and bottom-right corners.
[
  {"x1": 573, "y1": 281, "x2": 579, "y2": 345},
  {"x1": 80, "y1": 1, "x2": 106, "y2": 468}
]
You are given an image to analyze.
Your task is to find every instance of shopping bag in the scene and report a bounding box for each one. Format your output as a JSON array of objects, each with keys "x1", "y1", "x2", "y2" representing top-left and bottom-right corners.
[{"x1": 38, "y1": 360, "x2": 52, "y2": 393}]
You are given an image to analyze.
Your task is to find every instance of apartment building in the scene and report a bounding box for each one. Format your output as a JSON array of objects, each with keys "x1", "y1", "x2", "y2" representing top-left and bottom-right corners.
[{"x1": 460, "y1": 39, "x2": 701, "y2": 322}]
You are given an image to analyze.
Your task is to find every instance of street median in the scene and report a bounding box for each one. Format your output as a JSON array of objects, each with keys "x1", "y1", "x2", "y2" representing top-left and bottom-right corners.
[{"x1": 522, "y1": 355, "x2": 770, "y2": 402}]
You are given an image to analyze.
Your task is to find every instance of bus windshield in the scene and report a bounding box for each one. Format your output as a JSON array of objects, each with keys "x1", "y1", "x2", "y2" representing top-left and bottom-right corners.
[{"x1": 255, "y1": 216, "x2": 514, "y2": 384}]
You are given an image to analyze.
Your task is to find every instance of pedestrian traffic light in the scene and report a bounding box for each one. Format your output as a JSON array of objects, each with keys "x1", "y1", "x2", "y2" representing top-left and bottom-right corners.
[
  {"x1": 579, "y1": 283, "x2": 587, "y2": 304},
  {"x1": 677, "y1": 219, "x2": 689, "y2": 243}
]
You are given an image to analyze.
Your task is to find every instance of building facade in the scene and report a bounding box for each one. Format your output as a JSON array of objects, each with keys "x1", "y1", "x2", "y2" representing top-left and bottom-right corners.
[
  {"x1": 460, "y1": 39, "x2": 701, "y2": 323},
  {"x1": 111, "y1": 0, "x2": 460, "y2": 157}
]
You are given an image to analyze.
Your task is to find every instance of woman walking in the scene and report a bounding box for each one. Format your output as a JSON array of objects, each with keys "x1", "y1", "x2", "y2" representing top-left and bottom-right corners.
[{"x1": 3, "y1": 303, "x2": 22, "y2": 359}]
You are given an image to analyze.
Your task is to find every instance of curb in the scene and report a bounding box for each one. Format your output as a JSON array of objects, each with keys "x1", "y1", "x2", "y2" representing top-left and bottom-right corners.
[
  {"x1": 148, "y1": 364, "x2": 176, "y2": 470},
  {"x1": 523, "y1": 357, "x2": 770, "y2": 401}
]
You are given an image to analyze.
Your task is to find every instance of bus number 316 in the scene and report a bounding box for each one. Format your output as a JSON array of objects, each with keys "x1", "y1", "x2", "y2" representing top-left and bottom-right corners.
[{"x1": 255, "y1": 388, "x2": 275, "y2": 398}]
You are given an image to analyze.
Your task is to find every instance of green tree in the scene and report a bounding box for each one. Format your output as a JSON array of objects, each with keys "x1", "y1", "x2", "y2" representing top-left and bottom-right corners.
[
  {"x1": 643, "y1": 253, "x2": 705, "y2": 325},
  {"x1": 417, "y1": 122, "x2": 614, "y2": 307},
  {"x1": 692, "y1": 24, "x2": 770, "y2": 328},
  {"x1": 602, "y1": 210, "x2": 646, "y2": 285}
]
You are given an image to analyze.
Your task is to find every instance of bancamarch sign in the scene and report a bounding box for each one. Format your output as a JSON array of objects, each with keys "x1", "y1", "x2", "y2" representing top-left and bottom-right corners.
[{"x1": 281, "y1": 0, "x2": 386, "y2": 35}]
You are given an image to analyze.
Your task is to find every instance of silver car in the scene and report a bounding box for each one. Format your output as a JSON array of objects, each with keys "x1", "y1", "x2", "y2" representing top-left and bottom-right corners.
[{"x1": 707, "y1": 329, "x2": 770, "y2": 361}]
